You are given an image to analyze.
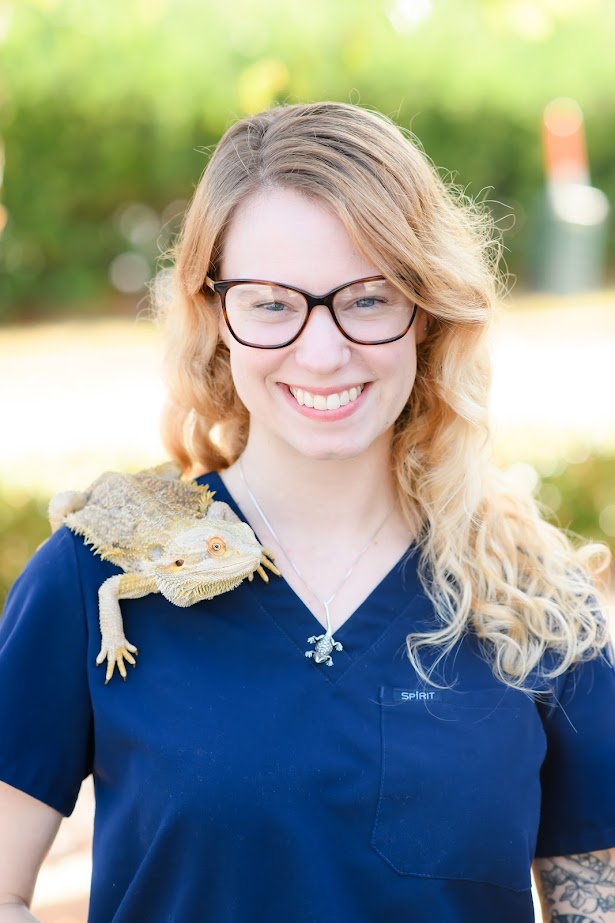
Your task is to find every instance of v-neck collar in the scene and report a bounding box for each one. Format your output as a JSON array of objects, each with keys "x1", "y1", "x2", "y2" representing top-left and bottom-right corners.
[{"x1": 197, "y1": 471, "x2": 424, "y2": 684}]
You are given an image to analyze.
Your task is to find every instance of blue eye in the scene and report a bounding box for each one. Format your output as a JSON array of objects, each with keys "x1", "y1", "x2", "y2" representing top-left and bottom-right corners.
[
  {"x1": 353, "y1": 297, "x2": 387, "y2": 309},
  {"x1": 256, "y1": 302, "x2": 287, "y2": 312}
]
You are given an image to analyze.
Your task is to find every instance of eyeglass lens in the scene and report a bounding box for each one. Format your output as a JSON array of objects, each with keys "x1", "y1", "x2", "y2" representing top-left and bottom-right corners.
[{"x1": 223, "y1": 279, "x2": 414, "y2": 346}]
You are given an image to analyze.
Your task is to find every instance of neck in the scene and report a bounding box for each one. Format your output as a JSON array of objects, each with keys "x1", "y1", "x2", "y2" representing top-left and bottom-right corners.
[
  {"x1": 221, "y1": 427, "x2": 418, "y2": 639},
  {"x1": 230, "y1": 429, "x2": 399, "y2": 534}
]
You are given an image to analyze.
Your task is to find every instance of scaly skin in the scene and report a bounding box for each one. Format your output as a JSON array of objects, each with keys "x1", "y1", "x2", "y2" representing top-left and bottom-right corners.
[{"x1": 49, "y1": 462, "x2": 280, "y2": 682}]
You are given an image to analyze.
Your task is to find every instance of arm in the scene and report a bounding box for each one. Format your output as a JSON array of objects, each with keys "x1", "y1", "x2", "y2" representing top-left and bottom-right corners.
[
  {"x1": 533, "y1": 848, "x2": 615, "y2": 922},
  {"x1": 0, "y1": 781, "x2": 63, "y2": 922}
]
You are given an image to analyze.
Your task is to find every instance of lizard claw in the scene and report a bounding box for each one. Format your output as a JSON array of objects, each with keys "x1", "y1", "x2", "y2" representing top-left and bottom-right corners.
[
  {"x1": 255, "y1": 549, "x2": 281, "y2": 583},
  {"x1": 96, "y1": 640, "x2": 138, "y2": 684}
]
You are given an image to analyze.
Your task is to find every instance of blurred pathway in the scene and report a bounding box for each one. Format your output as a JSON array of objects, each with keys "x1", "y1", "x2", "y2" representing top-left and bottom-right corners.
[
  {"x1": 0, "y1": 296, "x2": 614, "y2": 497},
  {"x1": 0, "y1": 317, "x2": 166, "y2": 493},
  {"x1": 489, "y1": 295, "x2": 615, "y2": 463},
  {"x1": 0, "y1": 293, "x2": 613, "y2": 922}
]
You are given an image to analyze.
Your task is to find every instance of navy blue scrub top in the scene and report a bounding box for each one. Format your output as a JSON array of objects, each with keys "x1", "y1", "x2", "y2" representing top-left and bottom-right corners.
[{"x1": 2, "y1": 471, "x2": 615, "y2": 922}]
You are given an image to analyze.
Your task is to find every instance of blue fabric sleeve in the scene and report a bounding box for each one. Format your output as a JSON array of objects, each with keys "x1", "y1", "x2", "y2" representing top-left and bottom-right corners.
[
  {"x1": 535, "y1": 644, "x2": 615, "y2": 857},
  {"x1": 0, "y1": 527, "x2": 94, "y2": 817}
]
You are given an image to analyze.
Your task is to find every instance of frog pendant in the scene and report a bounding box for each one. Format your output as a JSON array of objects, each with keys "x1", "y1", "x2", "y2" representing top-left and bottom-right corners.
[{"x1": 305, "y1": 631, "x2": 343, "y2": 667}]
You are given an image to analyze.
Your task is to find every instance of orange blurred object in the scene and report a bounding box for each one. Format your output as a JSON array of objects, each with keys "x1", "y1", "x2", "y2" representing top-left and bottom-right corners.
[{"x1": 542, "y1": 97, "x2": 589, "y2": 185}]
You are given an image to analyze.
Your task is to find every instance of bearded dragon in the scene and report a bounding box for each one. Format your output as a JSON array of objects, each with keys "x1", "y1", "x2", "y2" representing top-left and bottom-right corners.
[{"x1": 49, "y1": 462, "x2": 280, "y2": 683}]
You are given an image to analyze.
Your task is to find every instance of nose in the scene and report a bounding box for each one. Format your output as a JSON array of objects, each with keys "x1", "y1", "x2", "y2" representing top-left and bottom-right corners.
[{"x1": 293, "y1": 304, "x2": 352, "y2": 372}]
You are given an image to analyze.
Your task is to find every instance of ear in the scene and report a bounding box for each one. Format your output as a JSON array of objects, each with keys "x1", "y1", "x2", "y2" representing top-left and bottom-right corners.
[
  {"x1": 146, "y1": 544, "x2": 165, "y2": 562},
  {"x1": 414, "y1": 307, "x2": 431, "y2": 346}
]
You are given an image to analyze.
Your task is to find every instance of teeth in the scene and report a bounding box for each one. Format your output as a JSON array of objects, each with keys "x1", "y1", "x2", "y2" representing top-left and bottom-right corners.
[{"x1": 289, "y1": 384, "x2": 364, "y2": 411}]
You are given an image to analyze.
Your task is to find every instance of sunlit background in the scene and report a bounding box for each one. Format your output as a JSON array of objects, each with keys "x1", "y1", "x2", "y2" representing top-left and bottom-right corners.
[{"x1": 0, "y1": 0, "x2": 614, "y2": 919}]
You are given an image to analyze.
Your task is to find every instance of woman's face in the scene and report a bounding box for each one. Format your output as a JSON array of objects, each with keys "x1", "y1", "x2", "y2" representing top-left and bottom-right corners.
[{"x1": 218, "y1": 187, "x2": 426, "y2": 463}]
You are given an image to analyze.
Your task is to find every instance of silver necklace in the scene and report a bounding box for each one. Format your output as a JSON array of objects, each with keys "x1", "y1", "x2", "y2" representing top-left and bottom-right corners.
[{"x1": 239, "y1": 457, "x2": 393, "y2": 667}]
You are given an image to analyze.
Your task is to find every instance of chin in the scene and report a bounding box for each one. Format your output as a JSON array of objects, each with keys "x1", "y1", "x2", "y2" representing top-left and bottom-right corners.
[{"x1": 289, "y1": 433, "x2": 378, "y2": 463}]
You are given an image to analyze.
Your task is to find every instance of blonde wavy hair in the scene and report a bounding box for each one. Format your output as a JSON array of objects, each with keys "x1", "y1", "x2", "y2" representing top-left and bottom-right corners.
[{"x1": 157, "y1": 101, "x2": 611, "y2": 691}]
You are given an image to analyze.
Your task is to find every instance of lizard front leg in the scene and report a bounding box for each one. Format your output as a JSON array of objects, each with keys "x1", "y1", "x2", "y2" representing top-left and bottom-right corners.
[
  {"x1": 96, "y1": 573, "x2": 157, "y2": 683},
  {"x1": 250, "y1": 550, "x2": 281, "y2": 583}
]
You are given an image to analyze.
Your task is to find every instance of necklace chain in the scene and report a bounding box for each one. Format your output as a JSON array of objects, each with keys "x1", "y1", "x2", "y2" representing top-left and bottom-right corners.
[{"x1": 239, "y1": 456, "x2": 393, "y2": 638}]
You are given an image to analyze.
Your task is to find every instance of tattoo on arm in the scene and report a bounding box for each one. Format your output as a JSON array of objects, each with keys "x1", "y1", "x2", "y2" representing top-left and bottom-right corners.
[{"x1": 536, "y1": 849, "x2": 615, "y2": 922}]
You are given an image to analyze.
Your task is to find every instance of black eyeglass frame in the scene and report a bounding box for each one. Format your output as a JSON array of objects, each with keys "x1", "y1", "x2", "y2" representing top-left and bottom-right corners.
[{"x1": 203, "y1": 275, "x2": 418, "y2": 348}]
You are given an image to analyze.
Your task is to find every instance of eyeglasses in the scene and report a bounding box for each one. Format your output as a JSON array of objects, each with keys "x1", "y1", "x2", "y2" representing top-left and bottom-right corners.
[{"x1": 203, "y1": 275, "x2": 418, "y2": 349}]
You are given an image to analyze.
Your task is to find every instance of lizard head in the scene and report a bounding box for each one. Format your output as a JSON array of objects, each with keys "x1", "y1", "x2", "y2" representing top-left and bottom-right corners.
[{"x1": 145, "y1": 519, "x2": 263, "y2": 607}]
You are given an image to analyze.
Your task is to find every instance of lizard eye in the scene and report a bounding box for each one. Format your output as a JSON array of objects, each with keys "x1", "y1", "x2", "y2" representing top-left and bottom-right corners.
[
  {"x1": 207, "y1": 536, "x2": 227, "y2": 557},
  {"x1": 174, "y1": 559, "x2": 185, "y2": 567}
]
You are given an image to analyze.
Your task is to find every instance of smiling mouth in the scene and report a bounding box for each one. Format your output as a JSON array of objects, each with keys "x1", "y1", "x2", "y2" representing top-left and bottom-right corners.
[{"x1": 288, "y1": 384, "x2": 365, "y2": 410}]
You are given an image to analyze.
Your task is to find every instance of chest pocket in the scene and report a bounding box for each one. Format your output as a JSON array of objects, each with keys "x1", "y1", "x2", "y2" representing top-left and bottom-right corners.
[{"x1": 370, "y1": 685, "x2": 545, "y2": 891}]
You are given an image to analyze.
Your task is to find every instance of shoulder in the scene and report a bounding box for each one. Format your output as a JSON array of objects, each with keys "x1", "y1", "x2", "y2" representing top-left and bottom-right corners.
[
  {"x1": 1, "y1": 525, "x2": 117, "y2": 635},
  {"x1": 17, "y1": 522, "x2": 112, "y2": 585},
  {"x1": 6, "y1": 527, "x2": 82, "y2": 602}
]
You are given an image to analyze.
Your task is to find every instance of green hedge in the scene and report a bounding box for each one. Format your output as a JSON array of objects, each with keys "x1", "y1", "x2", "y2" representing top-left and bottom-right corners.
[
  {"x1": 0, "y1": 488, "x2": 49, "y2": 608},
  {"x1": 1, "y1": 0, "x2": 615, "y2": 320},
  {"x1": 538, "y1": 453, "x2": 615, "y2": 552}
]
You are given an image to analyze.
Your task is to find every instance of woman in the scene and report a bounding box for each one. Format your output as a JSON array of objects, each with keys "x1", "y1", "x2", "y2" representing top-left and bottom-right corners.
[{"x1": 1, "y1": 102, "x2": 614, "y2": 923}]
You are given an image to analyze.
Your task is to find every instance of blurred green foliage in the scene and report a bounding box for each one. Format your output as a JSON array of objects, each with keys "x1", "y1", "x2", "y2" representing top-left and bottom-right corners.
[
  {"x1": 538, "y1": 453, "x2": 615, "y2": 549},
  {"x1": 0, "y1": 486, "x2": 49, "y2": 608},
  {"x1": 1, "y1": 453, "x2": 613, "y2": 610},
  {"x1": 1, "y1": 0, "x2": 615, "y2": 319}
]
